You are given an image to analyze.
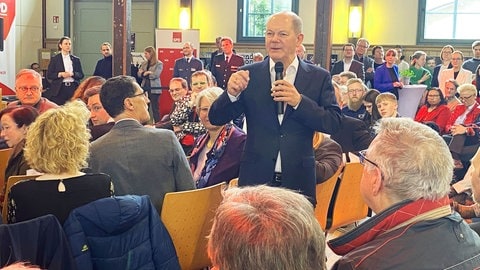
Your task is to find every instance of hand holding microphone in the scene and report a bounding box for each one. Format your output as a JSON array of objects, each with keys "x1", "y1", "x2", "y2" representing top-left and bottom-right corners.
[
  {"x1": 272, "y1": 62, "x2": 302, "y2": 114},
  {"x1": 274, "y1": 62, "x2": 284, "y2": 115}
]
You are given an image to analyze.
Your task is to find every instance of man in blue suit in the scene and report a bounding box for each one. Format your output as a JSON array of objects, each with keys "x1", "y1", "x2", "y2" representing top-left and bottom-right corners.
[
  {"x1": 173, "y1": 42, "x2": 203, "y2": 88},
  {"x1": 208, "y1": 11, "x2": 342, "y2": 205}
]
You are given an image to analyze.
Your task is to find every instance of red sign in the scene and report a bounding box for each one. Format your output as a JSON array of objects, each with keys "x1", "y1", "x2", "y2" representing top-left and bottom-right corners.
[
  {"x1": 172, "y1": 32, "x2": 182, "y2": 43},
  {"x1": 0, "y1": 0, "x2": 15, "y2": 40}
]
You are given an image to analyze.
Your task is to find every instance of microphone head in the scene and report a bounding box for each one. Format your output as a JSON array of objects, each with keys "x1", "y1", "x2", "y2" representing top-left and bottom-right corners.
[{"x1": 274, "y1": 62, "x2": 284, "y2": 73}]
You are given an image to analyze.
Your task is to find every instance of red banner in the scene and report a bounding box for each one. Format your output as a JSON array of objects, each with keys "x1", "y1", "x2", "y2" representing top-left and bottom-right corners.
[{"x1": 0, "y1": 0, "x2": 16, "y2": 95}]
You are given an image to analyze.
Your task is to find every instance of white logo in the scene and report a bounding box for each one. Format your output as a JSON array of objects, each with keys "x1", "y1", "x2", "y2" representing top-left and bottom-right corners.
[{"x1": 0, "y1": 3, "x2": 7, "y2": 16}]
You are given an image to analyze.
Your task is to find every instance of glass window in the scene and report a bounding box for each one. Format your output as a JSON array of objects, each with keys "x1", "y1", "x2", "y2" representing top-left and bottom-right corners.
[
  {"x1": 237, "y1": 0, "x2": 299, "y2": 42},
  {"x1": 419, "y1": 0, "x2": 480, "y2": 44}
]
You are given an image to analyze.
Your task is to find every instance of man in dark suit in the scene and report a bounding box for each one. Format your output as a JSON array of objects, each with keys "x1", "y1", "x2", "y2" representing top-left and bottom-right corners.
[
  {"x1": 93, "y1": 42, "x2": 113, "y2": 79},
  {"x1": 354, "y1": 38, "x2": 375, "y2": 87},
  {"x1": 208, "y1": 11, "x2": 342, "y2": 205},
  {"x1": 331, "y1": 43, "x2": 365, "y2": 82},
  {"x1": 173, "y1": 42, "x2": 204, "y2": 88},
  {"x1": 211, "y1": 37, "x2": 245, "y2": 89},
  {"x1": 46, "y1": 36, "x2": 84, "y2": 105}
]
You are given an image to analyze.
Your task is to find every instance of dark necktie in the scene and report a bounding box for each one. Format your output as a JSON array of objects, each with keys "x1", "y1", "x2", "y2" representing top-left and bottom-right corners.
[
  {"x1": 225, "y1": 56, "x2": 229, "y2": 63},
  {"x1": 186, "y1": 58, "x2": 190, "y2": 63}
]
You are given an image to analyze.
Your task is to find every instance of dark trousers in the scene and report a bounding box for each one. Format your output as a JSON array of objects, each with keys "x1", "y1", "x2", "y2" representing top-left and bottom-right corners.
[
  {"x1": 50, "y1": 83, "x2": 77, "y2": 105},
  {"x1": 150, "y1": 93, "x2": 161, "y2": 123}
]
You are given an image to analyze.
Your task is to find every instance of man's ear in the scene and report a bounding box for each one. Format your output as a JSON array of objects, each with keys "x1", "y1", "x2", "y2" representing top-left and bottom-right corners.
[
  {"x1": 123, "y1": 97, "x2": 134, "y2": 111},
  {"x1": 371, "y1": 168, "x2": 383, "y2": 196}
]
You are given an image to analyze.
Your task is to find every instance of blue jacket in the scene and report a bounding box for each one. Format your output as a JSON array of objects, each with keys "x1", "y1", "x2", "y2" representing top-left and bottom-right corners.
[
  {"x1": 374, "y1": 64, "x2": 399, "y2": 93},
  {"x1": 63, "y1": 195, "x2": 180, "y2": 270}
]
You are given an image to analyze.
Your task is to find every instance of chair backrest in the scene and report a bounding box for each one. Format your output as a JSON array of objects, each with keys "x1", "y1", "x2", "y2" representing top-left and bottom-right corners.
[
  {"x1": 228, "y1": 178, "x2": 238, "y2": 188},
  {"x1": 314, "y1": 166, "x2": 342, "y2": 231},
  {"x1": 0, "y1": 148, "x2": 13, "y2": 192},
  {"x1": 326, "y1": 162, "x2": 369, "y2": 232},
  {"x1": 2, "y1": 174, "x2": 41, "y2": 223},
  {"x1": 161, "y1": 182, "x2": 225, "y2": 270}
]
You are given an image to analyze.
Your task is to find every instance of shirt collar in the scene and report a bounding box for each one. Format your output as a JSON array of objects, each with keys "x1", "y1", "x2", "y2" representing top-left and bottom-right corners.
[{"x1": 269, "y1": 57, "x2": 299, "y2": 76}]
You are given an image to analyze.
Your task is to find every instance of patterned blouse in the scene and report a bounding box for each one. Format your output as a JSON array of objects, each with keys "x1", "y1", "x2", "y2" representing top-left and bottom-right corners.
[{"x1": 170, "y1": 94, "x2": 206, "y2": 140}]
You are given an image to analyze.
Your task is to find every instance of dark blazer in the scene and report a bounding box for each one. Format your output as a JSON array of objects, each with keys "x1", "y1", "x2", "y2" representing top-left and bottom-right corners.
[
  {"x1": 331, "y1": 59, "x2": 365, "y2": 81},
  {"x1": 354, "y1": 54, "x2": 375, "y2": 85},
  {"x1": 173, "y1": 57, "x2": 204, "y2": 87},
  {"x1": 431, "y1": 63, "x2": 453, "y2": 87},
  {"x1": 46, "y1": 53, "x2": 84, "y2": 97},
  {"x1": 93, "y1": 55, "x2": 113, "y2": 79},
  {"x1": 330, "y1": 115, "x2": 373, "y2": 154},
  {"x1": 211, "y1": 53, "x2": 245, "y2": 89},
  {"x1": 208, "y1": 59, "x2": 342, "y2": 204}
]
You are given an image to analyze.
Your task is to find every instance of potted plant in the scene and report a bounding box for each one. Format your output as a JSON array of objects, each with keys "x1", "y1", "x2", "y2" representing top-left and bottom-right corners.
[{"x1": 399, "y1": 69, "x2": 415, "y2": 85}]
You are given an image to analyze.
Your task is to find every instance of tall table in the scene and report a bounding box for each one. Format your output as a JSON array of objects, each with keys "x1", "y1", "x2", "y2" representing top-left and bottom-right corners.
[{"x1": 397, "y1": 85, "x2": 427, "y2": 118}]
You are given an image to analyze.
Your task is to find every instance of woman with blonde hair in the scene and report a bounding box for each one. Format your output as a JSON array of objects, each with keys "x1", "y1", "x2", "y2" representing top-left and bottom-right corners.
[{"x1": 6, "y1": 100, "x2": 113, "y2": 224}]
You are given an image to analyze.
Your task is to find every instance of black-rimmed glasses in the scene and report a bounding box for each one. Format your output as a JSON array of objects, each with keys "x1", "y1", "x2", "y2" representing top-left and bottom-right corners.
[
  {"x1": 358, "y1": 150, "x2": 380, "y2": 169},
  {"x1": 130, "y1": 91, "x2": 148, "y2": 98}
]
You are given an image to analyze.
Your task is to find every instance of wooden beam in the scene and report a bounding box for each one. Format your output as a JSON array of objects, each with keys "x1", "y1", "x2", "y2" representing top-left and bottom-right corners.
[
  {"x1": 313, "y1": 0, "x2": 333, "y2": 69},
  {"x1": 113, "y1": 0, "x2": 132, "y2": 76}
]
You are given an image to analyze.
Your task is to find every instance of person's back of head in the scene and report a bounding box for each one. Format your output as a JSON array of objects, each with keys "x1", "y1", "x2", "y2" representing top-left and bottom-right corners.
[
  {"x1": 24, "y1": 100, "x2": 90, "y2": 174},
  {"x1": 208, "y1": 185, "x2": 326, "y2": 270},
  {"x1": 100, "y1": 75, "x2": 138, "y2": 118}
]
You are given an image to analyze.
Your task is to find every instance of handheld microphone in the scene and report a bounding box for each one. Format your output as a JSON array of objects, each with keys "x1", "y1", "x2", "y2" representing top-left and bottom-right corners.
[{"x1": 274, "y1": 62, "x2": 284, "y2": 115}]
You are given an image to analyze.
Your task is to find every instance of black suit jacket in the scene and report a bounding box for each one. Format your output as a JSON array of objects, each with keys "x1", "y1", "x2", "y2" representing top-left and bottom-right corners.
[
  {"x1": 211, "y1": 53, "x2": 244, "y2": 89},
  {"x1": 46, "y1": 53, "x2": 84, "y2": 97},
  {"x1": 431, "y1": 63, "x2": 453, "y2": 87},
  {"x1": 330, "y1": 115, "x2": 373, "y2": 154},
  {"x1": 208, "y1": 59, "x2": 342, "y2": 204},
  {"x1": 331, "y1": 59, "x2": 365, "y2": 81}
]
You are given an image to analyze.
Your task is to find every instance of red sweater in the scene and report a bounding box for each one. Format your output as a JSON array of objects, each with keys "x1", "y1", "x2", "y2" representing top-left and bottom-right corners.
[
  {"x1": 414, "y1": 104, "x2": 451, "y2": 134},
  {"x1": 445, "y1": 102, "x2": 480, "y2": 135}
]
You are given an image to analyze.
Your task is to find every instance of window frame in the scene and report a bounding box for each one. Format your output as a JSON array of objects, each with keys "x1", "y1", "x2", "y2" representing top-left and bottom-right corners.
[
  {"x1": 236, "y1": 0, "x2": 299, "y2": 43},
  {"x1": 417, "y1": 0, "x2": 478, "y2": 45}
]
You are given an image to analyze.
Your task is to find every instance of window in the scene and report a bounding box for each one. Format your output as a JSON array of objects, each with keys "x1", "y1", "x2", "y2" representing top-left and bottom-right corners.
[
  {"x1": 237, "y1": 0, "x2": 299, "y2": 42},
  {"x1": 418, "y1": 0, "x2": 480, "y2": 44}
]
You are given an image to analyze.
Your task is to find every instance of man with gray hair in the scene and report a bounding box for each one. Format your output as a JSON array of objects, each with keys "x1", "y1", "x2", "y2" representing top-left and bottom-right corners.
[
  {"x1": 329, "y1": 118, "x2": 480, "y2": 269},
  {"x1": 208, "y1": 185, "x2": 326, "y2": 270}
]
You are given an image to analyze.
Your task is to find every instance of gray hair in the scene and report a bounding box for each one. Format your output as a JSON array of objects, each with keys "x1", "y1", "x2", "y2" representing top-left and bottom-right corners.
[
  {"x1": 208, "y1": 185, "x2": 326, "y2": 270},
  {"x1": 195, "y1": 87, "x2": 224, "y2": 109},
  {"x1": 268, "y1": 11, "x2": 303, "y2": 35},
  {"x1": 370, "y1": 118, "x2": 452, "y2": 201}
]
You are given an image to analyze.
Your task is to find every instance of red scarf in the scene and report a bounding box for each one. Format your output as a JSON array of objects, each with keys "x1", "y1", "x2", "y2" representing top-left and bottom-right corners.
[{"x1": 328, "y1": 196, "x2": 451, "y2": 255}]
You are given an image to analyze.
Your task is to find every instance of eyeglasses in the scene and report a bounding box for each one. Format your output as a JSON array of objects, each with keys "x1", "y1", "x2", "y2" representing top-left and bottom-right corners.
[
  {"x1": 192, "y1": 82, "x2": 207, "y2": 86},
  {"x1": 348, "y1": 89, "x2": 364, "y2": 94},
  {"x1": 130, "y1": 91, "x2": 148, "y2": 98},
  {"x1": 17, "y1": 86, "x2": 40, "y2": 92},
  {"x1": 358, "y1": 150, "x2": 380, "y2": 169},
  {"x1": 459, "y1": 95, "x2": 474, "y2": 100}
]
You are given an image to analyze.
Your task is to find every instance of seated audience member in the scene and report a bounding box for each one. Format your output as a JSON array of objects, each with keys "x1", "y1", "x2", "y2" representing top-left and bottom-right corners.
[
  {"x1": 468, "y1": 149, "x2": 480, "y2": 233},
  {"x1": 89, "y1": 75, "x2": 195, "y2": 211},
  {"x1": 409, "y1": 51, "x2": 432, "y2": 87},
  {"x1": 70, "y1": 75, "x2": 106, "y2": 103},
  {"x1": 439, "y1": 50, "x2": 473, "y2": 95},
  {"x1": 155, "y1": 77, "x2": 189, "y2": 129},
  {"x1": 8, "y1": 69, "x2": 58, "y2": 114},
  {"x1": 445, "y1": 79, "x2": 461, "y2": 112},
  {"x1": 0, "y1": 106, "x2": 39, "y2": 210},
  {"x1": 329, "y1": 118, "x2": 480, "y2": 269},
  {"x1": 313, "y1": 132, "x2": 343, "y2": 183},
  {"x1": 330, "y1": 115, "x2": 373, "y2": 162},
  {"x1": 414, "y1": 87, "x2": 451, "y2": 134},
  {"x1": 362, "y1": 89, "x2": 381, "y2": 136},
  {"x1": 253, "y1": 52, "x2": 264, "y2": 62},
  {"x1": 376, "y1": 92, "x2": 399, "y2": 118},
  {"x1": 170, "y1": 73, "x2": 208, "y2": 155},
  {"x1": 374, "y1": 49, "x2": 403, "y2": 98},
  {"x1": 476, "y1": 65, "x2": 480, "y2": 93},
  {"x1": 338, "y1": 71, "x2": 357, "y2": 86},
  {"x1": 343, "y1": 78, "x2": 367, "y2": 120},
  {"x1": 7, "y1": 101, "x2": 113, "y2": 224},
  {"x1": 30, "y1": 62, "x2": 49, "y2": 90},
  {"x1": 444, "y1": 84, "x2": 480, "y2": 169},
  {"x1": 189, "y1": 87, "x2": 246, "y2": 188},
  {"x1": 208, "y1": 185, "x2": 326, "y2": 270},
  {"x1": 83, "y1": 85, "x2": 114, "y2": 141}
]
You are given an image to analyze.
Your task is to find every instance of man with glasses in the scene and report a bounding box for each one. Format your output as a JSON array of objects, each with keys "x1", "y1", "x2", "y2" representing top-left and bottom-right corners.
[
  {"x1": 8, "y1": 69, "x2": 58, "y2": 114},
  {"x1": 342, "y1": 78, "x2": 367, "y2": 120},
  {"x1": 354, "y1": 38, "x2": 375, "y2": 87},
  {"x1": 173, "y1": 42, "x2": 204, "y2": 88},
  {"x1": 331, "y1": 43, "x2": 365, "y2": 82},
  {"x1": 89, "y1": 75, "x2": 195, "y2": 211},
  {"x1": 329, "y1": 118, "x2": 480, "y2": 269}
]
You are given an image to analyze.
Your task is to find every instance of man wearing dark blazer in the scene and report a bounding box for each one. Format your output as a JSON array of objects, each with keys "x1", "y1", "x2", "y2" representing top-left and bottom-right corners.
[
  {"x1": 46, "y1": 36, "x2": 84, "y2": 105},
  {"x1": 354, "y1": 38, "x2": 375, "y2": 87},
  {"x1": 208, "y1": 11, "x2": 342, "y2": 205},
  {"x1": 331, "y1": 43, "x2": 365, "y2": 82},
  {"x1": 173, "y1": 42, "x2": 203, "y2": 88},
  {"x1": 211, "y1": 37, "x2": 245, "y2": 89}
]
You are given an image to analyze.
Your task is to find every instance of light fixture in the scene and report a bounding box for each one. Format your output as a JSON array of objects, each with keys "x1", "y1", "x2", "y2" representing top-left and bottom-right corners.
[
  {"x1": 179, "y1": 0, "x2": 192, "y2": 30},
  {"x1": 348, "y1": 5, "x2": 362, "y2": 39}
]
